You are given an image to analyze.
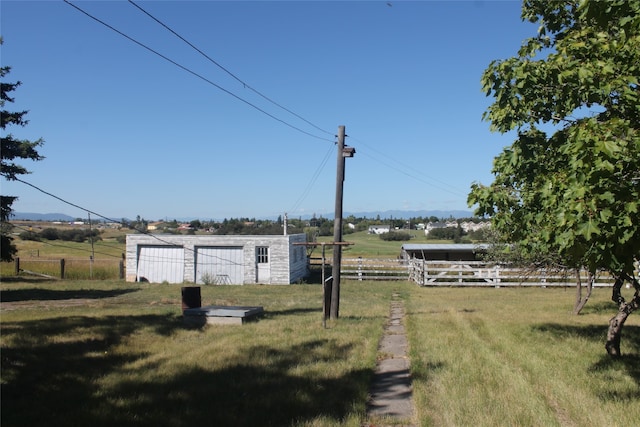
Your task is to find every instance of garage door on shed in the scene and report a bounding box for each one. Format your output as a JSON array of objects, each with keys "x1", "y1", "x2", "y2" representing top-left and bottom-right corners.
[
  {"x1": 136, "y1": 245, "x2": 185, "y2": 283},
  {"x1": 195, "y1": 246, "x2": 244, "y2": 284}
]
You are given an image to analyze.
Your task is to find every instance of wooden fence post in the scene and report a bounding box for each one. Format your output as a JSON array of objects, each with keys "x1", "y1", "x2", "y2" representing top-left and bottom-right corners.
[
  {"x1": 15, "y1": 257, "x2": 20, "y2": 275},
  {"x1": 119, "y1": 260, "x2": 125, "y2": 280},
  {"x1": 60, "y1": 259, "x2": 65, "y2": 279}
]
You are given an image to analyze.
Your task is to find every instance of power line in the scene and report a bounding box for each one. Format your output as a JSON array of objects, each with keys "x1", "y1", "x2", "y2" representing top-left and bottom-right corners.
[
  {"x1": 13, "y1": 178, "x2": 244, "y2": 266},
  {"x1": 62, "y1": 0, "x2": 333, "y2": 144},
  {"x1": 287, "y1": 142, "x2": 335, "y2": 215},
  {"x1": 15, "y1": 177, "x2": 121, "y2": 225},
  {"x1": 9, "y1": 224, "x2": 122, "y2": 259},
  {"x1": 53, "y1": 2, "x2": 471, "y2": 219},
  {"x1": 127, "y1": 0, "x2": 334, "y2": 137},
  {"x1": 349, "y1": 135, "x2": 469, "y2": 197}
]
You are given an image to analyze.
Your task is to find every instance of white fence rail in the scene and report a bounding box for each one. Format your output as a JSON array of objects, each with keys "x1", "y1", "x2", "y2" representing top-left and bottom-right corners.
[
  {"x1": 310, "y1": 257, "x2": 409, "y2": 281},
  {"x1": 408, "y1": 259, "x2": 615, "y2": 287},
  {"x1": 341, "y1": 257, "x2": 408, "y2": 280},
  {"x1": 310, "y1": 256, "x2": 623, "y2": 286}
]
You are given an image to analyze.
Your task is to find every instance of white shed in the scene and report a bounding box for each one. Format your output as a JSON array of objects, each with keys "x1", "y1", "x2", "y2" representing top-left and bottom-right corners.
[{"x1": 126, "y1": 234, "x2": 309, "y2": 285}]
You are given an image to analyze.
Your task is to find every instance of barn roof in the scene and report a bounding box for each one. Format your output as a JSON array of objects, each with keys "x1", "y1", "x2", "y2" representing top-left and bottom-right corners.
[{"x1": 401, "y1": 243, "x2": 490, "y2": 252}]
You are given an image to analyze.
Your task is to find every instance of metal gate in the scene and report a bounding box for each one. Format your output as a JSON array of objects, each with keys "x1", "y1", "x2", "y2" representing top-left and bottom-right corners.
[
  {"x1": 195, "y1": 246, "x2": 244, "y2": 284},
  {"x1": 136, "y1": 245, "x2": 184, "y2": 283}
]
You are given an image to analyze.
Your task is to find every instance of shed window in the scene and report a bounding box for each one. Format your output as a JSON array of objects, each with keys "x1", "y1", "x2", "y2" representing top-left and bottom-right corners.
[{"x1": 256, "y1": 246, "x2": 269, "y2": 264}]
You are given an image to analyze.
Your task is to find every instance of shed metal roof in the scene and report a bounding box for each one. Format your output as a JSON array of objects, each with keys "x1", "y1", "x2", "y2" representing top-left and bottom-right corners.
[{"x1": 401, "y1": 243, "x2": 490, "y2": 252}]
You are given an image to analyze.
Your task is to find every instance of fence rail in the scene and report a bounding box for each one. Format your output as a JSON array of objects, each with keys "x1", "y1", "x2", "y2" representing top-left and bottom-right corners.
[
  {"x1": 310, "y1": 257, "x2": 409, "y2": 281},
  {"x1": 408, "y1": 259, "x2": 616, "y2": 287},
  {"x1": 309, "y1": 256, "x2": 620, "y2": 286},
  {"x1": 13, "y1": 257, "x2": 125, "y2": 280}
]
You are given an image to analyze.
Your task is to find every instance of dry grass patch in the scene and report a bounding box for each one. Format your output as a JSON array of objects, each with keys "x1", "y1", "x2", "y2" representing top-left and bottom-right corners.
[{"x1": 406, "y1": 287, "x2": 640, "y2": 426}]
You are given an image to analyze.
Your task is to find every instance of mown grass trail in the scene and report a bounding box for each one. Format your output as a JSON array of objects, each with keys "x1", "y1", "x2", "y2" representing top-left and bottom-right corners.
[{"x1": 407, "y1": 287, "x2": 640, "y2": 426}]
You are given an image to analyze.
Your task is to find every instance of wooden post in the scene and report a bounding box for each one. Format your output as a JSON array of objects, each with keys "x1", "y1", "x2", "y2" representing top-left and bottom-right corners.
[
  {"x1": 119, "y1": 260, "x2": 125, "y2": 280},
  {"x1": 88, "y1": 212, "x2": 94, "y2": 279},
  {"x1": 293, "y1": 241, "x2": 353, "y2": 327},
  {"x1": 322, "y1": 243, "x2": 328, "y2": 328},
  {"x1": 60, "y1": 259, "x2": 65, "y2": 279},
  {"x1": 15, "y1": 257, "x2": 20, "y2": 275}
]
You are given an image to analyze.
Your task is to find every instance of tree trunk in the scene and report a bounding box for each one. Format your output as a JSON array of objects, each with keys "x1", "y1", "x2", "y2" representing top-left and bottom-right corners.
[
  {"x1": 605, "y1": 275, "x2": 640, "y2": 357},
  {"x1": 605, "y1": 310, "x2": 626, "y2": 357},
  {"x1": 573, "y1": 269, "x2": 593, "y2": 315}
]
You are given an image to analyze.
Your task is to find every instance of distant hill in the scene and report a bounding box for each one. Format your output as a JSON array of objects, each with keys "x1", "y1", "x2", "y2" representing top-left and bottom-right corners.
[{"x1": 11, "y1": 212, "x2": 76, "y2": 222}]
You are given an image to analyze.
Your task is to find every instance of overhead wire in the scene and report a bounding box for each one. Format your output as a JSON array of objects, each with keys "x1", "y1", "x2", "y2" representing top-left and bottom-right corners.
[
  {"x1": 61, "y1": 0, "x2": 471, "y2": 217},
  {"x1": 124, "y1": 0, "x2": 344, "y2": 217},
  {"x1": 62, "y1": 0, "x2": 333, "y2": 144},
  {"x1": 287, "y1": 142, "x2": 335, "y2": 215},
  {"x1": 127, "y1": 0, "x2": 334, "y2": 138},
  {"x1": 348, "y1": 135, "x2": 470, "y2": 198},
  {"x1": 125, "y1": 0, "x2": 342, "y2": 216},
  {"x1": 10, "y1": 224, "x2": 122, "y2": 259},
  {"x1": 13, "y1": 178, "x2": 243, "y2": 267}
]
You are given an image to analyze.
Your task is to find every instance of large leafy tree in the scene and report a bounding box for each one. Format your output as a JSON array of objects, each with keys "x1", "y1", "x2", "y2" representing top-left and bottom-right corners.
[
  {"x1": 1, "y1": 39, "x2": 45, "y2": 261},
  {"x1": 468, "y1": 0, "x2": 639, "y2": 357}
]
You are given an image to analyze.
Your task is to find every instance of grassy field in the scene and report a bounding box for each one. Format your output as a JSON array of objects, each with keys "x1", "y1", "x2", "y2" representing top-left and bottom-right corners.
[
  {"x1": 1, "y1": 224, "x2": 126, "y2": 279},
  {"x1": 316, "y1": 229, "x2": 442, "y2": 258},
  {"x1": 406, "y1": 286, "x2": 640, "y2": 426},
  {"x1": 1, "y1": 278, "x2": 638, "y2": 426}
]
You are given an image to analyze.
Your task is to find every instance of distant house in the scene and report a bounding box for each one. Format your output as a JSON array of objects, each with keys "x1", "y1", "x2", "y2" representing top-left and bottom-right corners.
[
  {"x1": 368, "y1": 225, "x2": 391, "y2": 235},
  {"x1": 460, "y1": 221, "x2": 491, "y2": 233},
  {"x1": 147, "y1": 222, "x2": 163, "y2": 231},
  {"x1": 126, "y1": 234, "x2": 308, "y2": 285},
  {"x1": 424, "y1": 221, "x2": 458, "y2": 236}
]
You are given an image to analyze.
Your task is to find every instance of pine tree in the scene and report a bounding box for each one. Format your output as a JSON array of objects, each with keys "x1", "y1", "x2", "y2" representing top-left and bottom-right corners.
[{"x1": 1, "y1": 38, "x2": 45, "y2": 261}]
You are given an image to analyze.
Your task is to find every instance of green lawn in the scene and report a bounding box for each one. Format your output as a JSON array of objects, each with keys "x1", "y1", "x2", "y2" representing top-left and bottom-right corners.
[
  {"x1": 1, "y1": 279, "x2": 638, "y2": 426},
  {"x1": 316, "y1": 229, "x2": 444, "y2": 258}
]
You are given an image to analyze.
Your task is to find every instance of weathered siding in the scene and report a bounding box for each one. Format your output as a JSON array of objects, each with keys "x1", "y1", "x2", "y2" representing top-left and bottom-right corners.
[
  {"x1": 126, "y1": 234, "x2": 308, "y2": 285},
  {"x1": 289, "y1": 234, "x2": 308, "y2": 283}
]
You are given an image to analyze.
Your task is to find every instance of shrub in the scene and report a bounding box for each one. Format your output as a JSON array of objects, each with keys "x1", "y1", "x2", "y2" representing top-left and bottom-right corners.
[
  {"x1": 40, "y1": 228, "x2": 60, "y2": 240},
  {"x1": 380, "y1": 231, "x2": 411, "y2": 241},
  {"x1": 200, "y1": 272, "x2": 215, "y2": 285},
  {"x1": 19, "y1": 231, "x2": 40, "y2": 241}
]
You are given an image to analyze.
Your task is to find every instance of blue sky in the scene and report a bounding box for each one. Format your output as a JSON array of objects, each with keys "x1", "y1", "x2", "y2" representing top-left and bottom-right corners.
[{"x1": 2, "y1": 0, "x2": 535, "y2": 221}]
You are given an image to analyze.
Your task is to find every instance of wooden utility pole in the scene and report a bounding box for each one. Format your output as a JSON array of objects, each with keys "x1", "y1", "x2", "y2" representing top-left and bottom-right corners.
[
  {"x1": 330, "y1": 125, "x2": 354, "y2": 319},
  {"x1": 294, "y1": 241, "x2": 353, "y2": 327}
]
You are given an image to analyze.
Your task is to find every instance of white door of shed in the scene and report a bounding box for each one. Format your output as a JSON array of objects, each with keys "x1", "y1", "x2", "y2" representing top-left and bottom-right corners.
[
  {"x1": 136, "y1": 246, "x2": 184, "y2": 283},
  {"x1": 256, "y1": 246, "x2": 271, "y2": 284},
  {"x1": 195, "y1": 246, "x2": 244, "y2": 284}
]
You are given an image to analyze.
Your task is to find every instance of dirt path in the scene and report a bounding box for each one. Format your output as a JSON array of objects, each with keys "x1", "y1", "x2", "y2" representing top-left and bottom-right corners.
[{"x1": 366, "y1": 293, "x2": 415, "y2": 426}]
